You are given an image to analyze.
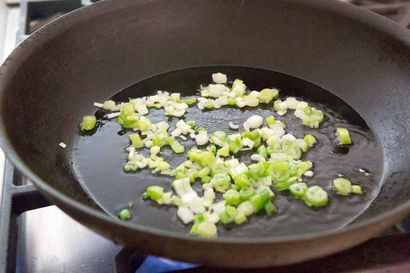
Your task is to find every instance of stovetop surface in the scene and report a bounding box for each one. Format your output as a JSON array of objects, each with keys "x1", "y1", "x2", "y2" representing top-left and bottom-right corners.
[{"x1": 0, "y1": 1, "x2": 409, "y2": 273}]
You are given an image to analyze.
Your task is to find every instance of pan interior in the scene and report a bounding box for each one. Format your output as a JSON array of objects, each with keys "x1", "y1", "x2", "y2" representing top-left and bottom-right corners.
[{"x1": 71, "y1": 66, "x2": 383, "y2": 238}]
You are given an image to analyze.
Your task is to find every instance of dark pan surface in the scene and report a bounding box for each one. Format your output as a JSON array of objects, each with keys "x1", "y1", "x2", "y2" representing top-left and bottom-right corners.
[
  {"x1": 0, "y1": 0, "x2": 409, "y2": 267},
  {"x1": 73, "y1": 66, "x2": 383, "y2": 237}
]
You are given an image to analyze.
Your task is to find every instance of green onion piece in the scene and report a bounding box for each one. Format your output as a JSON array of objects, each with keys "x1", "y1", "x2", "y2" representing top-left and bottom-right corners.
[
  {"x1": 129, "y1": 133, "x2": 143, "y2": 148},
  {"x1": 210, "y1": 173, "x2": 231, "y2": 193},
  {"x1": 80, "y1": 115, "x2": 97, "y2": 131},
  {"x1": 171, "y1": 141, "x2": 185, "y2": 154},
  {"x1": 223, "y1": 189, "x2": 240, "y2": 206},
  {"x1": 207, "y1": 145, "x2": 217, "y2": 155},
  {"x1": 118, "y1": 209, "x2": 132, "y2": 221},
  {"x1": 259, "y1": 88, "x2": 278, "y2": 103},
  {"x1": 250, "y1": 189, "x2": 272, "y2": 212},
  {"x1": 304, "y1": 186, "x2": 329, "y2": 207},
  {"x1": 233, "y1": 173, "x2": 250, "y2": 189},
  {"x1": 197, "y1": 167, "x2": 211, "y2": 177},
  {"x1": 226, "y1": 134, "x2": 241, "y2": 154},
  {"x1": 180, "y1": 98, "x2": 197, "y2": 105},
  {"x1": 265, "y1": 116, "x2": 276, "y2": 127},
  {"x1": 231, "y1": 79, "x2": 246, "y2": 96},
  {"x1": 264, "y1": 201, "x2": 277, "y2": 216},
  {"x1": 336, "y1": 128, "x2": 352, "y2": 145},
  {"x1": 257, "y1": 145, "x2": 268, "y2": 158},
  {"x1": 238, "y1": 201, "x2": 254, "y2": 216},
  {"x1": 241, "y1": 130, "x2": 261, "y2": 148},
  {"x1": 234, "y1": 210, "x2": 247, "y2": 224},
  {"x1": 332, "y1": 178, "x2": 352, "y2": 196},
  {"x1": 304, "y1": 134, "x2": 317, "y2": 148},
  {"x1": 217, "y1": 146, "x2": 230, "y2": 157},
  {"x1": 219, "y1": 206, "x2": 238, "y2": 224},
  {"x1": 190, "y1": 215, "x2": 218, "y2": 238},
  {"x1": 352, "y1": 185, "x2": 363, "y2": 195},
  {"x1": 201, "y1": 176, "x2": 212, "y2": 184},
  {"x1": 296, "y1": 161, "x2": 313, "y2": 177},
  {"x1": 188, "y1": 149, "x2": 216, "y2": 168},
  {"x1": 124, "y1": 161, "x2": 139, "y2": 172},
  {"x1": 228, "y1": 98, "x2": 236, "y2": 106},
  {"x1": 117, "y1": 103, "x2": 139, "y2": 128},
  {"x1": 239, "y1": 187, "x2": 255, "y2": 202},
  {"x1": 289, "y1": 183, "x2": 308, "y2": 199},
  {"x1": 145, "y1": 186, "x2": 165, "y2": 201},
  {"x1": 281, "y1": 141, "x2": 302, "y2": 160},
  {"x1": 137, "y1": 117, "x2": 152, "y2": 132},
  {"x1": 210, "y1": 131, "x2": 227, "y2": 147},
  {"x1": 102, "y1": 100, "x2": 116, "y2": 111},
  {"x1": 186, "y1": 120, "x2": 196, "y2": 128}
]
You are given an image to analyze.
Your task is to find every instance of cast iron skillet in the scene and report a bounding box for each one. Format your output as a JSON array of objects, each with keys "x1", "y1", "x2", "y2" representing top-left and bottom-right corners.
[{"x1": 0, "y1": 0, "x2": 409, "y2": 267}]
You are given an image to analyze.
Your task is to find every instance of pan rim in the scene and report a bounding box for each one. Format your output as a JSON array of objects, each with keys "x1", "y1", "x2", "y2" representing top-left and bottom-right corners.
[{"x1": 0, "y1": 0, "x2": 409, "y2": 244}]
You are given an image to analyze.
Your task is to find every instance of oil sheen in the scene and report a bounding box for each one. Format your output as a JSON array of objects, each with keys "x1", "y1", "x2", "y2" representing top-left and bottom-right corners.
[{"x1": 72, "y1": 67, "x2": 383, "y2": 238}]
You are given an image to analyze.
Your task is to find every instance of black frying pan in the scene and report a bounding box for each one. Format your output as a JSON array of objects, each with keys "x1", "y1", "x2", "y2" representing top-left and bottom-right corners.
[{"x1": 0, "y1": 0, "x2": 410, "y2": 268}]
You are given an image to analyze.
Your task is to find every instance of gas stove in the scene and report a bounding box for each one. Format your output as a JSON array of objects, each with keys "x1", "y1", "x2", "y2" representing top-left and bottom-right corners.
[{"x1": 0, "y1": 1, "x2": 410, "y2": 273}]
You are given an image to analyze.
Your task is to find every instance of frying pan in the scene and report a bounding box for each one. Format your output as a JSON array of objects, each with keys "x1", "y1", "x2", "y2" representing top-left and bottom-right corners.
[{"x1": 0, "y1": 0, "x2": 409, "y2": 268}]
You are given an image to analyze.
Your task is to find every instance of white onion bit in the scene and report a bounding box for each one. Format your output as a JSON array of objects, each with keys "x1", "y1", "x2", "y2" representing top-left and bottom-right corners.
[
  {"x1": 304, "y1": 170, "x2": 314, "y2": 177},
  {"x1": 59, "y1": 142, "x2": 67, "y2": 149},
  {"x1": 229, "y1": 121, "x2": 239, "y2": 130},
  {"x1": 106, "y1": 112, "x2": 120, "y2": 119},
  {"x1": 243, "y1": 115, "x2": 263, "y2": 131},
  {"x1": 212, "y1": 72, "x2": 228, "y2": 84}
]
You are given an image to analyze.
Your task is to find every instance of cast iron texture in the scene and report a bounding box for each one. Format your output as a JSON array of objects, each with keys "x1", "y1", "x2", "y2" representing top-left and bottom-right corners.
[{"x1": 0, "y1": 0, "x2": 409, "y2": 267}]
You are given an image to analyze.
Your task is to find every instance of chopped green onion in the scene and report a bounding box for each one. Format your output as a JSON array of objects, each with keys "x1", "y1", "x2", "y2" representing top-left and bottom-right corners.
[
  {"x1": 259, "y1": 88, "x2": 279, "y2": 103},
  {"x1": 239, "y1": 187, "x2": 255, "y2": 202},
  {"x1": 80, "y1": 115, "x2": 97, "y2": 131},
  {"x1": 223, "y1": 189, "x2": 240, "y2": 206},
  {"x1": 294, "y1": 106, "x2": 324, "y2": 128},
  {"x1": 265, "y1": 116, "x2": 276, "y2": 127},
  {"x1": 304, "y1": 134, "x2": 317, "y2": 148},
  {"x1": 289, "y1": 183, "x2": 308, "y2": 199},
  {"x1": 250, "y1": 189, "x2": 272, "y2": 212},
  {"x1": 336, "y1": 128, "x2": 352, "y2": 145},
  {"x1": 219, "y1": 205, "x2": 238, "y2": 224},
  {"x1": 217, "y1": 146, "x2": 230, "y2": 157},
  {"x1": 352, "y1": 185, "x2": 363, "y2": 195},
  {"x1": 129, "y1": 133, "x2": 143, "y2": 148},
  {"x1": 257, "y1": 145, "x2": 268, "y2": 158},
  {"x1": 144, "y1": 186, "x2": 165, "y2": 201},
  {"x1": 190, "y1": 215, "x2": 218, "y2": 238},
  {"x1": 210, "y1": 173, "x2": 231, "y2": 193},
  {"x1": 304, "y1": 186, "x2": 329, "y2": 207},
  {"x1": 171, "y1": 141, "x2": 185, "y2": 154},
  {"x1": 332, "y1": 178, "x2": 352, "y2": 196},
  {"x1": 118, "y1": 208, "x2": 132, "y2": 221},
  {"x1": 102, "y1": 100, "x2": 116, "y2": 111},
  {"x1": 264, "y1": 201, "x2": 277, "y2": 216}
]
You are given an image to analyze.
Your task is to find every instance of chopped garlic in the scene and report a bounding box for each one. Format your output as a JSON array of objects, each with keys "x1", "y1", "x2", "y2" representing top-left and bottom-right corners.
[{"x1": 212, "y1": 72, "x2": 227, "y2": 84}]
